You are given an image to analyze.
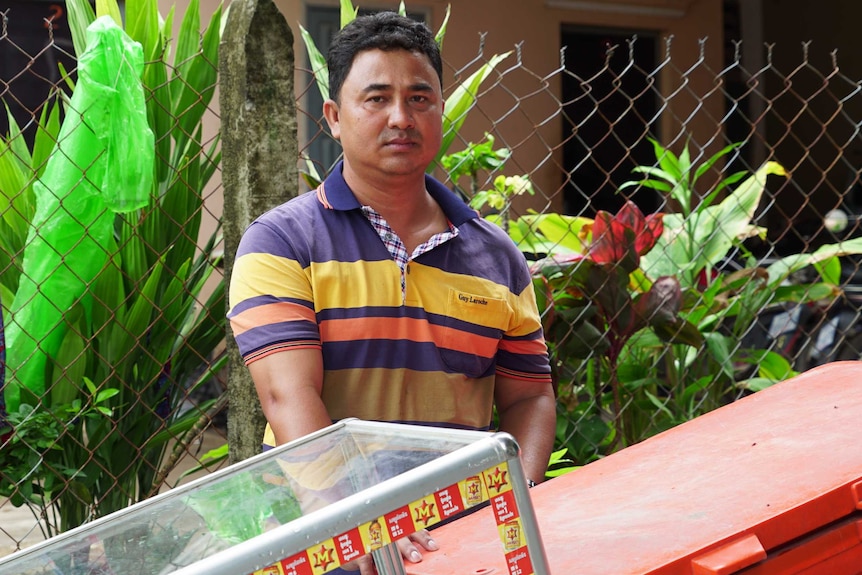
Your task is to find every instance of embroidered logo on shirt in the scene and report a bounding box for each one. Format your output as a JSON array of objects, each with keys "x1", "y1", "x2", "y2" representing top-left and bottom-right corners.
[{"x1": 458, "y1": 292, "x2": 489, "y2": 305}]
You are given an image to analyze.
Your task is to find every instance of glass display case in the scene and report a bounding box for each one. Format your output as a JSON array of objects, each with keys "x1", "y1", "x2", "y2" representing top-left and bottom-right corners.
[{"x1": 0, "y1": 419, "x2": 548, "y2": 575}]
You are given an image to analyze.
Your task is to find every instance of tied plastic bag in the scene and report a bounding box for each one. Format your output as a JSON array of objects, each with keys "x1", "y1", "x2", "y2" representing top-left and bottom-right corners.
[{"x1": 4, "y1": 16, "x2": 154, "y2": 412}]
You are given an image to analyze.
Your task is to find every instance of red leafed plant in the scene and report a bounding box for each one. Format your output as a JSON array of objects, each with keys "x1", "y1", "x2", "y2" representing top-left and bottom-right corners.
[{"x1": 529, "y1": 201, "x2": 702, "y2": 445}]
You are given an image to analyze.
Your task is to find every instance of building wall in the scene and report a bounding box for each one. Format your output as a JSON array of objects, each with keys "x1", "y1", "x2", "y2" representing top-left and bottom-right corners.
[
  {"x1": 271, "y1": 0, "x2": 723, "y2": 213},
  {"x1": 761, "y1": 0, "x2": 862, "y2": 223},
  {"x1": 187, "y1": 0, "x2": 723, "y2": 220}
]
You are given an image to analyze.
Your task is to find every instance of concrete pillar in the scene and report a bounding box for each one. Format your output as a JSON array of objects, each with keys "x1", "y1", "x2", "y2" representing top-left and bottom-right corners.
[{"x1": 220, "y1": 0, "x2": 298, "y2": 463}]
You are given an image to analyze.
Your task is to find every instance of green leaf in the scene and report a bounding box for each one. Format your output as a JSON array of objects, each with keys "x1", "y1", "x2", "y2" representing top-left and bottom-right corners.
[
  {"x1": 434, "y1": 52, "x2": 511, "y2": 166},
  {"x1": 644, "y1": 390, "x2": 674, "y2": 419},
  {"x1": 66, "y1": 0, "x2": 98, "y2": 55},
  {"x1": 178, "y1": 443, "x2": 229, "y2": 480},
  {"x1": 148, "y1": 398, "x2": 217, "y2": 447},
  {"x1": 96, "y1": 0, "x2": 123, "y2": 26},
  {"x1": 50, "y1": 328, "x2": 88, "y2": 407},
  {"x1": 0, "y1": 139, "x2": 29, "y2": 241},
  {"x1": 32, "y1": 96, "x2": 62, "y2": 180},
  {"x1": 95, "y1": 388, "x2": 120, "y2": 404},
  {"x1": 703, "y1": 331, "x2": 734, "y2": 379},
  {"x1": 813, "y1": 255, "x2": 841, "y2": 285},
  {"x1": 519, "y1": 213, "x2": 591, "y2": 254},
  {"x1": 340, "y1": 0, "x2": 358, "y2": 28},
  {"x1": 170, "y1": 1, "x2": 222, "y2": 152},
  {"x1": 697, "y1": 170, "x2": 747, "y2": 211},
  {"x1": 653, "y1": 317, "x2": 704, "y2": 348},
  {"x1": 5, "y1": 105, "x2": 31, "y2": 173},
  {"x1": 766, "y1": 238, "x2": 862, "y2": 287},
  {"x1": 299, "y1": 24, "x2": 330, "y2": 101},
  {"x1": 125, "y1": 0, "x2": 162, "y2": 57},
  {"x1": 737, "y1": 377, "x2": 778, "y2": 393},
  {"x1": 435, "y1": 5, "x2": 451, "y2": 49},
  {"x1": 757, "y1": 350, "x2": 796, "y2": 380},
  {"x1": 696, "y1": 161, "x2": 785, "y2": 265}
]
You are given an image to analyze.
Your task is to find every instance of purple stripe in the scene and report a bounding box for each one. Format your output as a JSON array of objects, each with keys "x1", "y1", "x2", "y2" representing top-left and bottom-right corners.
[
  {"x1": 228, "y1": 294, "x2": 313, "y2": 318},
  {"x1": 503, "y1": 327, "x2": 546, "y2": 342},
  {"x1": 323, "y1": 340, "x2": 495, "y2": 378},
  {"x1": 238, "y1": 197, "x2": 391, "y2": 264},
  {"x1": 235, "y1": 321, "x2": 319, "y2": 355},
  {"x1": 415, "y1": 219, "x2": 532, "y2": 295},
  {"x1": 318, "y1": 305, "x2": 427, "y2": 321},
  {"x1": 497, "y1": 348, "x2": 551, "y2": 375}
]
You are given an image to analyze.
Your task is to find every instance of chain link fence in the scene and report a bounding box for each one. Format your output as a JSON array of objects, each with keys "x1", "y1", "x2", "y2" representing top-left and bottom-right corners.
[
  {"x1": 3, "y1": 3, "x2": 862, "y2": 558},
  {"x1": 297, "y1": 32, "x2": 862, "y2": 464},
  {"x1": 0, "y1": 4, "x2": 227, "y2": 556}
]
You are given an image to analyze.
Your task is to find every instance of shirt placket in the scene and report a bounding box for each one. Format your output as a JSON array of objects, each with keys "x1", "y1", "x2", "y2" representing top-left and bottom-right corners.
[{"x1": 361, "y1": 206, "x2": 457, "y2": 303}]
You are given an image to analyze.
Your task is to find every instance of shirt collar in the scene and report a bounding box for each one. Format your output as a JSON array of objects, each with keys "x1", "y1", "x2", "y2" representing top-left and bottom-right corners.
[{"x1": 318, "y1": 160, "x2": 478, "y2": 226}]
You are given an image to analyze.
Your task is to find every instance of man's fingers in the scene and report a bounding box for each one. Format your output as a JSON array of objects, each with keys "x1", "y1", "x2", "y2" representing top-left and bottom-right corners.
[
  {"x1": 409, "y1": 529, "x2": 439, "y2": 552},
  {"x1": 344, "y1": 532, "x2": 440, "y2": 573},
  {"x1": 394, "y1": 529, "x2": 440, "y2": 564},
  {"x1": 341, "y1": 554, "x2": 374, "y2": 574}
]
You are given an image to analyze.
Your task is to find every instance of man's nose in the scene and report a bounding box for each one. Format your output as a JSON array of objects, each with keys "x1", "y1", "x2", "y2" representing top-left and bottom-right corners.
[{"x1": 388, "y1": 100, "x2": 414, "y2": 130}]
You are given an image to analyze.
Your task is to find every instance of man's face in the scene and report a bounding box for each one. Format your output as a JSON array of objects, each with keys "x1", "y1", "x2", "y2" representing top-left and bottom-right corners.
[{"x1": 324, "y1": 48, "x2": 443, "y2": 182}]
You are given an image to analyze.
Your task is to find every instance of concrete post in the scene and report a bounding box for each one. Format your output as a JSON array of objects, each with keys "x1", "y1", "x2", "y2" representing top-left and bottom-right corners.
[{"x1": 220, "y1": 0, "x2": 298, "y2": 463}]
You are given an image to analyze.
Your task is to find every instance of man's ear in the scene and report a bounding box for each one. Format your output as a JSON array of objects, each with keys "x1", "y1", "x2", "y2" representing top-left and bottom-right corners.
[{"x1": 322, "y1": 99, "x2": 341, "y2": 140}]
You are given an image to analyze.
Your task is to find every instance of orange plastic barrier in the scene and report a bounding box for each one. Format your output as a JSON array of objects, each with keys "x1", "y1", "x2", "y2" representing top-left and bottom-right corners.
[{"x1": 410, "y1": 361, "x2": 862, "y2": 575}]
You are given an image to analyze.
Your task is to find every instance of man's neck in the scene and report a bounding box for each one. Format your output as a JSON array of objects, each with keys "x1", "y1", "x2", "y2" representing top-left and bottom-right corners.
[
  {"x1": 342, "y1": 163, "x2": 429, "y2": 221},
  {"x1": 341, "y1": 162, "x2": 448, "y2": 253}
]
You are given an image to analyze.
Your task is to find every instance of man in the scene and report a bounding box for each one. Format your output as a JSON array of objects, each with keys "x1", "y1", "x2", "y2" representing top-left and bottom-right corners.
[{"x1": 228, "y1": 11, "x2": 556, "y2": 573}]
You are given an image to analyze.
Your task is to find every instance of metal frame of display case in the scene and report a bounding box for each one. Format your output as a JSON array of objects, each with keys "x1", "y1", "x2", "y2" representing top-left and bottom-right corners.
[{"x1": 0, "y1": 419, "x2": 549, "y2": 575}]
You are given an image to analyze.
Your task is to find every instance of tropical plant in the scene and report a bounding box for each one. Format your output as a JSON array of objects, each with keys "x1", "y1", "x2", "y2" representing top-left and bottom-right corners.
[
  {"x1": 633, "y1": 141, "x2": 862, "y2": 395},
  {"x1": 511, "y1": 141, "x2": 862, "y2": 462},
  {"x1": 524, "y1": 202, "x2": 700, "y2": 449},
  {"x1": 298, "y1": 0, "x2": 510, "y2": 186},
  {"x1": 0, "y1": 0, "x2": 226, "y2": 542},
  {"x1": 441, "y1": 133, "x2": 534, "y2": 231}
]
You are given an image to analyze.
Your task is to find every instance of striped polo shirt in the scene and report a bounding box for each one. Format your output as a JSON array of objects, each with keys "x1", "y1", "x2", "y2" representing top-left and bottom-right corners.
[{"x1": 228, "y1": 163, "x2": 551, "y2": 437}]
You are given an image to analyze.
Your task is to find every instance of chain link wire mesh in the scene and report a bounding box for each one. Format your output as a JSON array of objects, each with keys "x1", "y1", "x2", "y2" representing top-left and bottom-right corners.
[
  {"x1": 298, "y1": 32, "x2": 862, "y2": 465},
  {"x1": 3, "y1": 3, "x2": 862, "y2": 559},
  {"x1": 0, "y1": 5, "x2": 227, "y2": 556}
]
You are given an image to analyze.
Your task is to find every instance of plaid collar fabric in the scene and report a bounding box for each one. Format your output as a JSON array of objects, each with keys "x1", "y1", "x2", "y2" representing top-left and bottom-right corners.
[{"x1": 361, "y1": 205, "x2": 459, "y2": 299}]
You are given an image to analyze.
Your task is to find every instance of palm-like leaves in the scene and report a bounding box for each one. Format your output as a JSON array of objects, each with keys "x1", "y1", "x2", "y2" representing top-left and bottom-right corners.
[{"x1": 0, "y1": 0, "x2": 225, "y2": 537}]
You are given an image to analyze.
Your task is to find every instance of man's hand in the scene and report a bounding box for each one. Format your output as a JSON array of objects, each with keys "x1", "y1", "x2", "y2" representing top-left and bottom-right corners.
[{"x1": 342, "y1": 530, "x2": 439, "y2": 574}]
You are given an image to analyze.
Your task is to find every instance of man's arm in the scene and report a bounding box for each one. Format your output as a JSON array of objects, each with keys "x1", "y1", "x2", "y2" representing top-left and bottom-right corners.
[
  {"x1": 248, "y1": 348, "x2": 330, "y2": 444},
  {"x1": 248, "y1": 349, "x2": 438, "y2": 573},
  {"x1": 494, "y1": 375, "x2": 557, "y2": 485}
]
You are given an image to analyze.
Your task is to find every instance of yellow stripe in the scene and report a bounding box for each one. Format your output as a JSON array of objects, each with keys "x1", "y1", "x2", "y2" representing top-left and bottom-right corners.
[
  {"x1": 321, "y1": 368, "x2": 495, "y2": 429},
  {"x1": 229, "y1": 252, "x2": 311, "y2": 310},
  {"x1": 311, "y1": 259, "x2": 403, "y2": 309},
  {"x1": 406, "y1": 261, "x2": 516, "y2": 317}
]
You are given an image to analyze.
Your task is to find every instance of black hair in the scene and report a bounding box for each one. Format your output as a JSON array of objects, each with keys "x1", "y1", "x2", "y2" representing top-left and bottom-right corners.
[{"x1": 326, "y1": 11, "x2": 443, "y2": 103}]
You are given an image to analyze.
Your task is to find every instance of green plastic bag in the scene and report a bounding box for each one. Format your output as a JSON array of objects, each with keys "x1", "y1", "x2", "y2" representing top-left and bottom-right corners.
[{"x1": 4, "y1": 16, "x2": 154, "y2": 412}]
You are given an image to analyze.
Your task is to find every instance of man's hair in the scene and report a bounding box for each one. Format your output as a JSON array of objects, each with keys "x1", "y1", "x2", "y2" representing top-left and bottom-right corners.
[{"x1": 326, "y1": 11, "x2": 443, "y2": 103}]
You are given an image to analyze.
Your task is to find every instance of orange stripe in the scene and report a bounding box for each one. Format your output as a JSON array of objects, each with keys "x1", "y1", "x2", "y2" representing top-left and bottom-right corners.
[
  {"x1": 246, "y1": 341, "x2": 321, "y2": 365},
  {"x1": 496, "y1": 366, "x2": 553, "y2": 383},
  {"x1": 499, "y1": 337, "x2": 547, "y2": 356},
  {"x1": 230, "y1": 301, "x2": 316, "y2": 336},
  {"x1": 320, "y1": 316, "x2": 431, "y2": 342},
  {"x1": 316, "y1": 183, "x2": 332, "y2": 209},
  {"x1": 319, "y1": 316, "x2": 499, "y2": 353}
]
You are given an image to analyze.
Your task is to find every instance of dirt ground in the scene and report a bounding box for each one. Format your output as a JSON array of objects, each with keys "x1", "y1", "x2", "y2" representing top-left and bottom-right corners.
[{"x1": 0, "y1": 428, "x2": 228, "y2": 560}]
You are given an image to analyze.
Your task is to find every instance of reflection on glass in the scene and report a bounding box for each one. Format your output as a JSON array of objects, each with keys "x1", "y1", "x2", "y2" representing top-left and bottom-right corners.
[{"x1": 0, "y1": 422, "x2": 484, "y2": 575}]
